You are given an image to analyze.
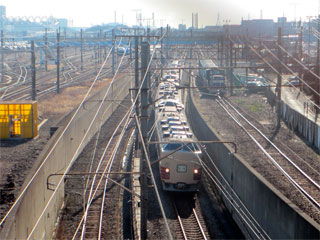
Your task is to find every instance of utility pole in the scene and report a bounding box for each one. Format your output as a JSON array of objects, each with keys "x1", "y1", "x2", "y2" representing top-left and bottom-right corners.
[
  {"x1": 234, "y1": 43, "x2": 237, "y2": 67},
  {"x1": 225, "y1": 31, "x2": 229, "y2": 67},
  {"x1": 317, "y1": 15, "x2": 320, "y2": 114},
  {"x1": 166, "y1": 24, "x2": 169, "y2": 59},
  {"x1": 45, "y1": 28, "x2": 48, "y2": 72},
  {"x1": 80, "y1": 29, "x2": 83, "y2": 71},
  {"x1": 220, "y1": 35, "x2": 224, "y2": 66},
  {"x1": 160, "y1": 27, "x2": 163, "y2": 77},
  {"x1": 112, "y1": 29, "x2": 115, "y2": 75},
  {"x1": 245, "y1": 28, "x2": 249, "y2": 64},
  {"x1": 99, "y1": 29, "x2": 102, "y2": 64},
  {"x1": 230, "y1": 39, "x2": 233, "y2": 95},
  {"x1": 217, "y1": 35, "x2": 220, "y2": 64},
  {"x1": 135, "y1": 36, "x2": 140, "y2": 118},
  {"x1": 64, "y1": 28, "x2": 67, "y2": 58},
  {"x1": 56, "y1": 30, "x2": 60, "y2": 94},
  {"x1": 129, "y1": 37, "x2": 132, "y2": 59},
  {"x1": 1, "y1": 30, "x2": 4, "y2": 83},
  {"x1": 74, "y1": 32, "x2": 77, "y2": 56},
  {"x1": 276, "y1": 27, "x2": 283, "y2": 127},
  {"x1": 104, "y1": 32, "x2": 107, "y2": 59},
  {"x1": 307, "y1": 16, "x2": 312, "y2": 64},
  {"x1": 298, "y1": 25, "x2": 303, "y2": 90},
  {"x1": 140, "y1": 40, "x2": 150, "y2": 240},
  {"x1": 147, "y1": 27, "x2": 150, "y2": 41},
  {"x1": 31, "y1": 40, "x2": 36, "y2": 101},
  {"x1": 190, "y1": 28, "x2": 193, "y2": 59},
  {"x1": 94, "y1": 44, "x2": 97, "y2": 73}
]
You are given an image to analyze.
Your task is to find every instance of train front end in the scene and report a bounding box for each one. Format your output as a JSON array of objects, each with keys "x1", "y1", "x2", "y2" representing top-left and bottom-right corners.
[{"x1": 159, "y1": 142, "x2": 202, "y2": 192}]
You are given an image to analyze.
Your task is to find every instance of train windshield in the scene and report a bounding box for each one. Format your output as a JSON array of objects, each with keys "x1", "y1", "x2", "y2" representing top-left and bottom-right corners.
[
  {"x1": 163, "y1": 143, "x2": 200, "y2": 152},
  {"x1": 165, "y1": 101, "x2": 176, "y2": 106}
]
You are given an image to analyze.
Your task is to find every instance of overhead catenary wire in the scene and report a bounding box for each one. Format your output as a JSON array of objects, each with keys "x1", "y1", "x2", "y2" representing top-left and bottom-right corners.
[
  {"x1": 130, "y1": 30, "x2": 173, "y2": 240},
  {"x1": 276, "y1": 40, "x2": 320, "y2": 83},
  {"x1": 237, "y1": 36, "x2": 320, "y2": 111},
  {"x1": 274, "y1": 42, "x2": 320, "y2": 95},
  {"x1": 24, "y1": 45, "x2": 120, "y2": 239},
  {"x1": 0, "y1": 45, "x2": 114, "y2": 229},
  {"x1": 217, "y1": 97, "x2": 320, "y2": 212},
  {"x1": 78, "y1": 44, "x2": 131, "y2": 239},
  {"x1": 82, "y1": 41, "x2": 128, "y2": 204},
  {"x1": 165, "y1": 47, "x2": 268, "y2": 237},
  {"x1": 261, "y1": 42, "x2": 320, "y2": 111},
  {"x1": 75, "y1": 30, "x2": 174, "y2": 239},
  {"x1": 134, "y1": 114, "x2": 173, "y2": 240},
  {"x1": 70, "y1": 102, "x2": 132, "y2": 240},
  {"x1": 178, "y1": 64, "x2": 269, "y2": 239},
  {"x1": 24, "y1": 38, "x2": 130, "y2": 239},
  {"x1": 4, "y1": 28, "x2": 167, "y2": 238},
  {"x1": 78, "y1": 111, "x2": 132, "y2": 240},
  {"x1": 200, "y1": 156, "x2": 270, "y2": 239}
]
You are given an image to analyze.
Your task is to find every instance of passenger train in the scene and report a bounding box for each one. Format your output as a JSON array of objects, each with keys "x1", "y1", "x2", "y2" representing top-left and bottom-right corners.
[{"x1": 154, "y1": 62, "x2": 202, "y2": 192}]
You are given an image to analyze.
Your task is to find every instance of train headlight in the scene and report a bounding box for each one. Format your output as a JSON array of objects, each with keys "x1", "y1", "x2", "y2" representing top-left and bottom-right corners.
[
  {"x1": 161, "y1": 166, "x2": 170, "y2": 179},
  {"x1": 193, "y1": 168, "x2": 201, "y2": 180}
]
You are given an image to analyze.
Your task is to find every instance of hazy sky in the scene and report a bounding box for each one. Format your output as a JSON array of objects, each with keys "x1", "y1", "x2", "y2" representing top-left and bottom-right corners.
[{"x1": 0, "y1": 0, "x2": 318, "y2": 27}]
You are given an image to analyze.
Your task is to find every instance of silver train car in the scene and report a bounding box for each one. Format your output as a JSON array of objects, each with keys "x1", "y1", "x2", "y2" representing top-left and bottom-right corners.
[
  {"x1": 198, "y1": 59, "x2": 226, "y2": 96},
  {"x1": 154, "y1": 66, "x2": 202, "y2": 192}
]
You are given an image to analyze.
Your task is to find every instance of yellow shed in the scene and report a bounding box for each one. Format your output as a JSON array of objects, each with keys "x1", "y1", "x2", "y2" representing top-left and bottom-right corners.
[{"x1": 0, "y1": 101, "x2": 38, "y2": 139}]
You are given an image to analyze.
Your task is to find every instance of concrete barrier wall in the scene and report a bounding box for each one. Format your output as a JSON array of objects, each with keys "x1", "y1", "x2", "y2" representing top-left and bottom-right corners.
[
  {"x1": 266, "y1": 87, "x2": 320, "y2": 150},
  {"x1": 282, "y1": 103, "x2": 320, "y2": 149},
  {"x1": 186, "y1": 90, "x2": 320, "y2": 239},
  {"x1": 1, "y1": 77, "x2": 131, "y2": 239}
]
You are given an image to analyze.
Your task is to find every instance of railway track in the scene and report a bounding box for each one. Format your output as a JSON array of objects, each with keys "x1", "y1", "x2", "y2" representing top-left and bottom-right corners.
[
  {"x1": 0, "y1": 49, "x2": 103, "y2": 101},
  {"x1": 80, "y1": 139, "x2": 119, "y2": 240},
  {"x1": 67, "y1": 100, "x2": 133, "y2": 239},
  {"x1": 0, "y1": 55, "x2": 132, "y2": 101},
  {"x1": 172, "y1": 194, "x2": 210, "y2": 240},
  {"x1": 217, "y1": 96, "x2": 320, "y2": 211}
]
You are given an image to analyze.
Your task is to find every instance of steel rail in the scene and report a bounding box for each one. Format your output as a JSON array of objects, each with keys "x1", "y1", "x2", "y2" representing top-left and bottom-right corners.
[{"x1": 217, "y1": 97, "x2": 320, "y2": 211}]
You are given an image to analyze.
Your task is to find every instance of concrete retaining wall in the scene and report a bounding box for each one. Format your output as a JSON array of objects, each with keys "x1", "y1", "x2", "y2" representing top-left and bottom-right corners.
[
  {"x1": 0, "y1": 77, "x2": 131, "y2": 239},
  {"x1": 266, "y1": 87, "x2": 320, "y2": 150},
  {"x1": 282, "y1": 103, "x2": 320, "y2": 149},
  {"x1": 187, "y1": 89, "x2": 320, "y2": 238}
]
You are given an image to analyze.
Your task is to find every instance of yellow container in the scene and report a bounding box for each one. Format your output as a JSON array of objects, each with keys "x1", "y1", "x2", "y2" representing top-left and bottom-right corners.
[{"x1": 0, "y1": 101, "x2": 38, "y2": 139}]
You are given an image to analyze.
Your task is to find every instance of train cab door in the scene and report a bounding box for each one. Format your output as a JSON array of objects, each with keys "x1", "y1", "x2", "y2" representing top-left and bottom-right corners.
[
  {"x1": 206, "y1": 70, "x2": 211, "y2": 87},
  {"x1": 9, "y1": 115, "x2": 21, "y2": 138}
]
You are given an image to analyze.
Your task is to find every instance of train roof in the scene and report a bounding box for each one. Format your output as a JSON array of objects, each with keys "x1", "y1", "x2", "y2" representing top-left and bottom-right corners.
[{"x1": 199, "y1": 59, "x2": 217, "y2": 68}]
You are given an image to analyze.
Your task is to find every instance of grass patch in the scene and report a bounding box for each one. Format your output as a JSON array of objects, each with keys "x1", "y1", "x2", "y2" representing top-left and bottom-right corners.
[
  {"x1": 232, "y1": 99, "x2": 246, "y2": 105},
  {"x1": 249, "y1": 103, "x2": 263, "y2": 112},
  {"x1": 38, "y1": 80, "x2": 110, "y2": 116}
]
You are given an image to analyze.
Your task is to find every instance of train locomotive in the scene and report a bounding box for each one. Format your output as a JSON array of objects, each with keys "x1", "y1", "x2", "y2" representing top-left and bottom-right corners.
[
  {"x1": 198, "y1": 59, "x2": 226, "y2": 96},
  {"x1": 154, "y1": 63, "x2": 202, "y2": 192}
]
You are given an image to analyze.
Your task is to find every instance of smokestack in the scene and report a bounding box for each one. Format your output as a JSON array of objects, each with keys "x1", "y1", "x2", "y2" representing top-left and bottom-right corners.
[
  {"x1": 192, "y1": 13, "x2": 194, "y2": 29},
  {"x1": 195, "y1": 13, "x2": 198, "y2": 29},
  {"x1": 152, "y1": 12, "x2": 155, "y2": 28},
  {"x1": 139, "y1": 13, "x2": 142, "y2": 26}
]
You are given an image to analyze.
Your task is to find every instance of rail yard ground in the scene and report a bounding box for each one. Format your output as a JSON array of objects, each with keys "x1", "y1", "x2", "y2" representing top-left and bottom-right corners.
[
  {"x1": 192, "y1": 87, "x2": 320, "y2": 224},
  {"x1": 0, "y1": 79, "x2": 110, "y2": 220}
]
